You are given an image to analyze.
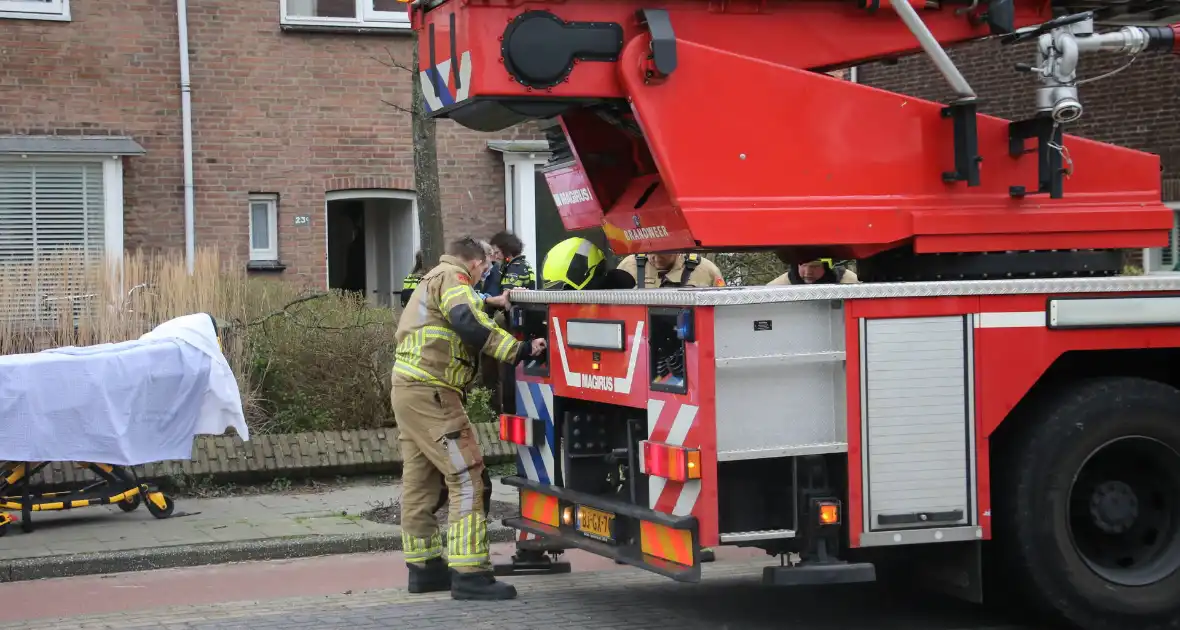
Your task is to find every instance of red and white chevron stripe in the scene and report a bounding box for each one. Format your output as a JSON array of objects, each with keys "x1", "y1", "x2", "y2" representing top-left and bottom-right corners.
[{"x1": 646, "y1": 398, "x2": 702, "y2": 516}]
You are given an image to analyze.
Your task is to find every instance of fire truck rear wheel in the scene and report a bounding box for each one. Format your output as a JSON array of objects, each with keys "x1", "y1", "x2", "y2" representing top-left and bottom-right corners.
[{"x1": 995, "y1": 377, "x2": 1180, "y2": 630}]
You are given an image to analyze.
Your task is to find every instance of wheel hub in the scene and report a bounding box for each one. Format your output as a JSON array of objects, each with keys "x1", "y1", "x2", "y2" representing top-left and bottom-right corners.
[
  {"x1": 1089, "y1": 480, "x2": 1139, "y2": 534},
  {"x1": 1068, "y1": 436, "x2": 1180, "y2": 587}
]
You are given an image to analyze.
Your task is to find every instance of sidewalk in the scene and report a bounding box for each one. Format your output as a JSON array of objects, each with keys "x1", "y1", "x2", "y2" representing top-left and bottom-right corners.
[{"x1": 0, "y1": 476, "x2": 521, "y2": 582}]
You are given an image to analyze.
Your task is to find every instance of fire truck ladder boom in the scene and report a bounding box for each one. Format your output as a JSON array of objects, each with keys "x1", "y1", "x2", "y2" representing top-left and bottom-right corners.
[{"x1": 407, "y1": 0, "x2": 1179, "y2": 280}]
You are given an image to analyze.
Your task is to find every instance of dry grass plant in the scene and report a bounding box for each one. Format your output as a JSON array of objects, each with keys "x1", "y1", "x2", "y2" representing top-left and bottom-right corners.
[
  {"x1": 0, "y1": 247, "x2": 260, "y2": 418},
  {"x1": 1, "y1": 248, "x2": 493, "y2": 435}
]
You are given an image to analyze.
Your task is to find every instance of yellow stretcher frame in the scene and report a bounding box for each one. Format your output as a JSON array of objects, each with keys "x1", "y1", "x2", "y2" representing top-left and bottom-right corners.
[
  {"x1": 0, "y1": 313, "x2": 228, "y2": 536},
  {"x1": 0, "y1": 461, "x2": 176, "y2": 536}
]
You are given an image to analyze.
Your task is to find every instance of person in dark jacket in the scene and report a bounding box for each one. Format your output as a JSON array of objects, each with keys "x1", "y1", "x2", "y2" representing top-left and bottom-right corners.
[{"x1": 490, "y1": 231, "x2": 536, "y2": 290}]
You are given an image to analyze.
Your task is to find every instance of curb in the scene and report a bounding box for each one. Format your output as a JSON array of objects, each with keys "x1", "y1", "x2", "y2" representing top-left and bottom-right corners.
[{"x1": 0, "y1": 526, "x2": 520, "y2": 583}]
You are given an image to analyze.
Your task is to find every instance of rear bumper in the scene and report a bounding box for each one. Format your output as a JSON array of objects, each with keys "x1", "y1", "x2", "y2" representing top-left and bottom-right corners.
[{"x1": 502, "y1": 476, "x2": 702, "y2": 583}]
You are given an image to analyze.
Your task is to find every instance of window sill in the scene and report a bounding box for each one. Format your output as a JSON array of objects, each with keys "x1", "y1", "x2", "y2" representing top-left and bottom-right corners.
[
  {"x1": 0, "y1": 10, "x2": 70, "y2": 21},
  {"x1": 280, "y1": 20, "x2": 411, "y2": 36},
  {"x1": 247, "y1": 260, "x2": 288, "y2": 273}
]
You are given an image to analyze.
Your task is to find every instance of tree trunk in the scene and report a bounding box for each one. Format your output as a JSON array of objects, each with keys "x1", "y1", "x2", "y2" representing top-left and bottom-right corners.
[{"x1": 411, "y1": 35, "x2": 445, "y2": 265}]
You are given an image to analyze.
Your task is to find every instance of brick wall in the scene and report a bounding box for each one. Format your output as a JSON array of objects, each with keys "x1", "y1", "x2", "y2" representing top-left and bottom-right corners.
[
  {"x1": 856, "y1": 39, "x2": 1180, "y2": 193},
  {"x1": 26, "y1": 425, "x2": 516, "y2": 488},
  {"x1": 0, "y1": 2, "x2": 184, "y2": 248},
  {"x1": 0, "y1": 1, "x2": 541, "y2": 285}
]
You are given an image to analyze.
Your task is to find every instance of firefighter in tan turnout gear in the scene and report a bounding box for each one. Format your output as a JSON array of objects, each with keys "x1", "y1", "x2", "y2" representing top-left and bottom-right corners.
[
  {"x1": 392, "y1": 237, "x2": 546, "y2": 601},
  {"x1": 616, "y1": 252, "x2": 726, "y2": 289},
  {"x1": 768, "y1": 258, "x2": 859, "y2": 285}
]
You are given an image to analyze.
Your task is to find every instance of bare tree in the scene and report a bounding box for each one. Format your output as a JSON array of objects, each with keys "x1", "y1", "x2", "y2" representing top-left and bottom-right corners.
[{"x1": 377, "y1": 39, "x2": 445, "y2": 265}]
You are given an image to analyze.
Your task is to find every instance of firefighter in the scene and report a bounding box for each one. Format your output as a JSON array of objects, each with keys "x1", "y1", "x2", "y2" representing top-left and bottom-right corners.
[
  {"x1": 485, "y1": 231, "x2": 537, "y2": 416},
  {"x1": 541, "y1": 238, "x2": 717, "y2": 564},
  {"x1": 540, "y1": 237, "x2": 644, "y2": 290},
  {"x1": 400, "y1": 250, "x2": 427, "y2": 308},
  {"x1": 768, "y1": 258, "x2": 859, "y2": 285},
  {"x1": 392, "y1": 237, "x2": 546, "y2": 601},
  {"x1": 490, "y1": 231, "x2": 536, "y2": 291},
  {"x1": 616, "y1": 252, "x2": 726, "y2": 289}
]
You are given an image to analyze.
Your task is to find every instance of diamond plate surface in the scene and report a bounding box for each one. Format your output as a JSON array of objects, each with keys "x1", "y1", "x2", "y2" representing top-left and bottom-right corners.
[{"x1": 511, "y1": 276, "x2": 1180, "y2": 306}]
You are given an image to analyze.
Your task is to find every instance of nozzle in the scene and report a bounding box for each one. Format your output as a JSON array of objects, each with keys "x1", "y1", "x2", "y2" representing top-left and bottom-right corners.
[{"x1": 1140, "y1": 24, "x2": 1180, "y2": 55}]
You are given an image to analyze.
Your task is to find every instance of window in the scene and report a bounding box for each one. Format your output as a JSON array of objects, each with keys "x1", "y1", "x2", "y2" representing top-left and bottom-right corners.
[
  {"x1": 249, "y1": 194, "x2": 279, "y2": 262},
  {"x1": 0, "y1": 0, "x2": 70, "y2": 21},
  {"x1": 280, "y1": 0, "x2": 408, "y2": 30},
  {"x1": 1143, "y1": 203, "x2": 1180, "y2": 274},
  {"x1": 0, "y1": 157, "x2": 123, "y2": 322}
]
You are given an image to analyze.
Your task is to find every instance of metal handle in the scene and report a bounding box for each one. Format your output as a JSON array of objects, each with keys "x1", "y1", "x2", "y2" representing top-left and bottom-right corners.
[{"x1": 891, "y1": 0, "x2": 977, "y2": 100}]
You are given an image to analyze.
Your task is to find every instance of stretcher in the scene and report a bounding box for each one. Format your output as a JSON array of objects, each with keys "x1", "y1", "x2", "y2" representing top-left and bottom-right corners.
[{"x1": 0, "y1": 313, "x2": 249, "y2": 535}]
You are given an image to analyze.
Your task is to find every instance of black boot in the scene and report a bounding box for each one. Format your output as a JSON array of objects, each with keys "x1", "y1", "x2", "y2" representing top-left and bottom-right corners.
[
  {"x1": 451, "y1": 570, "x2": 518, "y2": 601},
  {"x1": 700, "y1": 548, "x2": 716, "y2": 563},
  {"x1": 408, "y1": 558, "x2": 452, "y2": 594}
]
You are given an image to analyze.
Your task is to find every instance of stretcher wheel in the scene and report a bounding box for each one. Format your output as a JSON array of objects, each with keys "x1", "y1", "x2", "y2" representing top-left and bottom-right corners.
[
  {"x1": 145, "y1": 494, "x2": 175, "y2": 519},
  {"x1": 117, "y1": 493, "x2": 141, "y2": 512}
]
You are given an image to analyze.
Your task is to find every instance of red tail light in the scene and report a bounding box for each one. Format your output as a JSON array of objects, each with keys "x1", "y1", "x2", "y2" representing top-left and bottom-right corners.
[
  {"x1": 499, "y1": 414, "x2": 544, "y2": 447},
  {"x1": 639, "y1": 441, "x2": 701, "y2": 483}
]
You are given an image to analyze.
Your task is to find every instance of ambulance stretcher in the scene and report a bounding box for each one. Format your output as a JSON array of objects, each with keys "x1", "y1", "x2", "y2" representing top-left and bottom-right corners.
[{"x1": 0, "y1": 313, "x2": 249, "y2": 535}]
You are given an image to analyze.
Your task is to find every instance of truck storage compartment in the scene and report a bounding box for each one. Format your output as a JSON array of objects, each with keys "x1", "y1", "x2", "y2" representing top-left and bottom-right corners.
[{"x1": 858, "y1": 315, "x2": 977, "y2": 545}]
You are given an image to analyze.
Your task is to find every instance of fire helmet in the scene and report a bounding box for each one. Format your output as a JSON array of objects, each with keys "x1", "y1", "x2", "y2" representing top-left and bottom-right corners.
[{"x1": 542, "y1": 237, "x2": 606, "y2": 290}]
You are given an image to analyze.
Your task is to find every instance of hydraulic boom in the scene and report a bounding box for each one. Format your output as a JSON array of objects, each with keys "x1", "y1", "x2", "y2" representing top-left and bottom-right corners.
[{"x1": 407, "y1": 0, "x2": 1180, "y2": 279}]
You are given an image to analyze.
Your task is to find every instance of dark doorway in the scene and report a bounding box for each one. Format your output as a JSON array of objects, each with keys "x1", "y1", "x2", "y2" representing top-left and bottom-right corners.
[{"x1": 327, "y1": 200, "x2": 367, "y2": 297}]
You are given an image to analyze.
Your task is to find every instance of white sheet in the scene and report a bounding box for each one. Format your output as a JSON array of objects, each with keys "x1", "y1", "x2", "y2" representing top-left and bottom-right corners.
[{"x1": 0, "y1": 313, "x2": 250, "y2": 466}]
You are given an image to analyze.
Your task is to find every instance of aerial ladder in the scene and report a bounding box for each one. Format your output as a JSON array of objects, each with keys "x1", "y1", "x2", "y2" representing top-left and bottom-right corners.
[{"x1": 404, "y1": 1, "x2": 1180, "y2": 629}]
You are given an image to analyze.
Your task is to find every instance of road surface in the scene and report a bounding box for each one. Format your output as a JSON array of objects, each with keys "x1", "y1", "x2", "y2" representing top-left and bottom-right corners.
[{"x1": 0, "y1": 544, "x2": 1031, "y2": 630}]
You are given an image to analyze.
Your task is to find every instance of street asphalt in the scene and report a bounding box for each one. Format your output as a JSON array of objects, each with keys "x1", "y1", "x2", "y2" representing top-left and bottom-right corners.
[{"x1": 0, "y1": 549, "x2": 1035, "y2": 630}]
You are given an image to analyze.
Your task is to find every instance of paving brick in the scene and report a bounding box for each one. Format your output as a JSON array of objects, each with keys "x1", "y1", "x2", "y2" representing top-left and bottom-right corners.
[
  {"x1": 0, "y1": 560, "x2": 1033, "y2": 630},
  {"x1": 0, "y1": 477, "x2": 517, "y2": 565}
]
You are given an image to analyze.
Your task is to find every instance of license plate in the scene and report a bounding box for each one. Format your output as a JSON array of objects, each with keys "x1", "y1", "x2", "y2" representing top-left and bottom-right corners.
[{"x1": 575, "y1": 505, "x2": 615, "y2": 542}]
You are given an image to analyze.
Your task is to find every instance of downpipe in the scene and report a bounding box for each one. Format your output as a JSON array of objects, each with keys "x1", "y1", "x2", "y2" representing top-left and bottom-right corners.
[{"x1": 177, "y1": 0, "x2": 196, "y2": 274}]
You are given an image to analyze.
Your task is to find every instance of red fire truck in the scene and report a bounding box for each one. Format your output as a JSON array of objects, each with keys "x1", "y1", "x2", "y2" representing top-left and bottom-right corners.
[{"x1": 406, "y1": 1, "x2": 1180, "y2": 628}]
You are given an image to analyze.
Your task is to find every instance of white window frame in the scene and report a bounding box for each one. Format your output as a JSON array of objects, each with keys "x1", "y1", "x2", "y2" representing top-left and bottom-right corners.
[
  {"x1": 0, "y1": 0, "x2": 70, "y2": 21},
  {"x1": 1142, "y1": 202, "x2": 1180, "y2": 274},
  {"x1": 501, "y1": 151, "x2": 553, "y2": 272},
  {"x1": 249, "y1": 194, "x2": 280, "y2": 262},
  {"x1": 0, "y1": 154, "x2": 124, "y2": 264},
  {"x1": 279, "y1": 0, "x2": 409, "y2": 31},
  {"x1": 0, "y1": 154, "x2": 124, "y2": 323}
]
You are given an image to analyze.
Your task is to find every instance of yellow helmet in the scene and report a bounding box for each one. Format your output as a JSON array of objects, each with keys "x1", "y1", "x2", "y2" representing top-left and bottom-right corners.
[{"x1": 542, "y1": 237, "x2": 606, "y2": 290}]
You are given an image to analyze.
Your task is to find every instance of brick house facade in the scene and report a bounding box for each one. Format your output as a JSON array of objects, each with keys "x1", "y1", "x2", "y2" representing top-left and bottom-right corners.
[
  {"x1": 0, "y1": 0, "x2": 544, "y2": 304},
  {"x1": 856, "y1": 37, "x2": 1180, "y2": 272}
]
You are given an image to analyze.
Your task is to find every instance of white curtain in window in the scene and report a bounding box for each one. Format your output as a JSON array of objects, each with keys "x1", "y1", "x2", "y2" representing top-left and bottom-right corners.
[{"x1": 0, "y1": 161, "x2": 106, "y2": 322}]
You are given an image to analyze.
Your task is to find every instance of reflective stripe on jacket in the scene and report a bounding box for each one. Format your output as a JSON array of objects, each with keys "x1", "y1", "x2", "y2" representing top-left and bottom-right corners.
[
  {"x1": 500, "y1": 256, "x2": 536, "y2": 290},
  {"x1": 394, "y1": 256, "x2": 525, "y2": 392}
]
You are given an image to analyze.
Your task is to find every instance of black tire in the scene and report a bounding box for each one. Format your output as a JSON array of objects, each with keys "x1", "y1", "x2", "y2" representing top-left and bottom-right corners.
[
  {"x1": 994, "y1": 377, "x2": 1180, "y2": 630},
  {"x1": 145, "y1": 494, "x2": 175, "y2": 519},
  {"x1": 117, "y1": 492, "x2": 141, "y2": 513}
]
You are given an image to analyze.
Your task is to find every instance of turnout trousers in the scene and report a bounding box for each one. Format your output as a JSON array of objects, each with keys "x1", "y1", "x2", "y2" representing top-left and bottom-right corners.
[{"x1": 392, "y1": 379, "x2": 493, "y2": 572}]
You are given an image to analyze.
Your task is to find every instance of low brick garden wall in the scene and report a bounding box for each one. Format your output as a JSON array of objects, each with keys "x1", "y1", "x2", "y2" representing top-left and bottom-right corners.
[{"x1": 25, "y1": 424, "x2": 516, "y2": 488}]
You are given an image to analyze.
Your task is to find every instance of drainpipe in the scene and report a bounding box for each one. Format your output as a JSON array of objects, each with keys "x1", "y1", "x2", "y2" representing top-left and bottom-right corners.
[{"x1": 177, "y1": 0, "x2": 195, "y2": 274}]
